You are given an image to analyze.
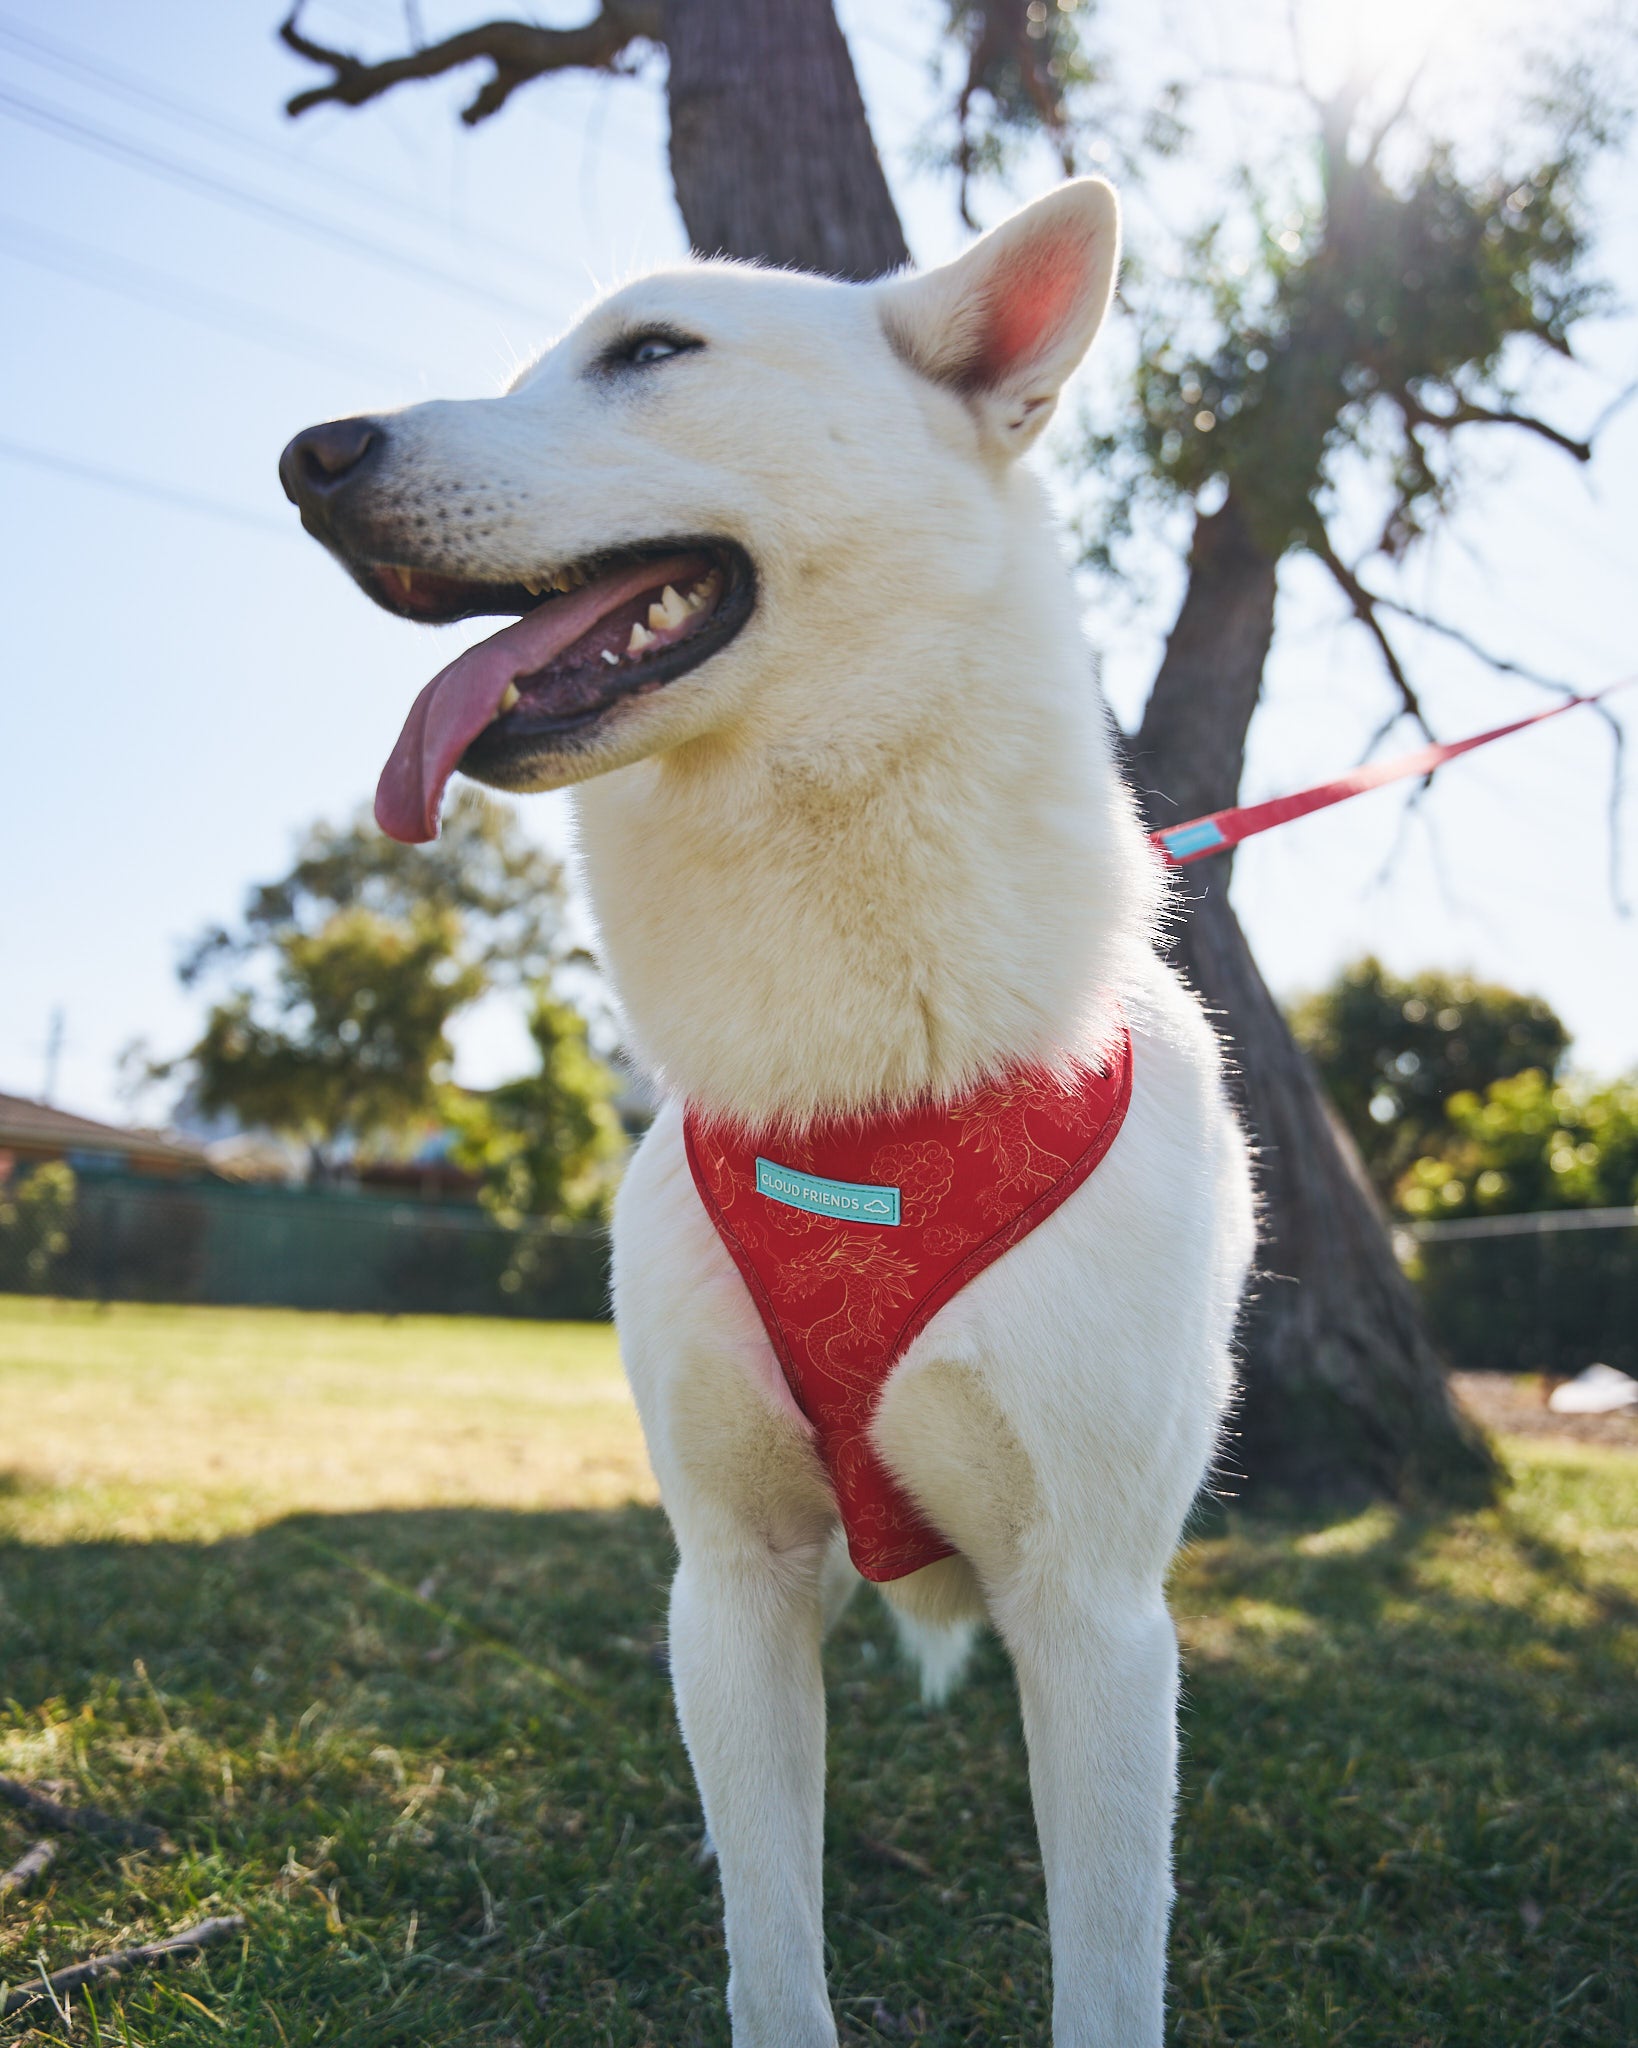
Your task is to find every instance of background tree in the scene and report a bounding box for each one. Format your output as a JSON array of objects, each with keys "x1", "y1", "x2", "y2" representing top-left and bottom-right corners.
[
  {"x1": 178, "y1": 904, "x2": 483, "y2": 1179},
  {"x1": 183, "y1": 787, "x2": 571, "y2": 991},
  {"x1": 1398, "y1": 1065, "x2": 1638, "y2": 1378},
  {"x1": 0, "y1": 1162, "x2": 77, "y2": 1294},
  {"x1": 168, "y1": 792, "x2": 621, "y2": 1207},
  {"x1": 170, "y1": 788, "x2": 566, "y2": 1177},
  {"x1": 1290, "y1": 957, "x2": 1570, "y2": 1196},
  {"x1": 274, "y1": 0, "x2": 1632, "y2": 1500},
  {"x1": 449, "y1": 992, "x2": 628, "y2": 1293},
  {"x1": 1399, "y1": 1066, "x2": 1638, "y2": 1221}
]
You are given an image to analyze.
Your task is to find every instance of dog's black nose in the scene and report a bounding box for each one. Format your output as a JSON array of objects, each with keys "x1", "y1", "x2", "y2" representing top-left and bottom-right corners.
[{"x1": 279, "y1": 416, "x2": 384, "y2": 509}]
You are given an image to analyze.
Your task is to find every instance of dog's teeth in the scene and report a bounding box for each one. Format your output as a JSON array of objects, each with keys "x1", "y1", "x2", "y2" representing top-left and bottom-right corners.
[
  {"x1": 647, "y1": 600, "x2": 670, "y2": 631},
  {"x1": 659, "y1": 584, "x2": 690, "y2": 628},
  {"x1": 552, "y1": 570, "x2": 574, "y2": 594},
  {"x1": 393, "y1": 566, "x2": 416, "y2": 596},
  {"x1": 521, "y1": 576, "x2": 543, "y2": 597},
  {"x1": 628, "y1": 622, "x2": 656, "y2": 653},
  {"x1": 600, "y1": 649, "x2": 620, "y2": 666},
  {"x1": 498, "y1": 682, "x2": 520, "y2": 713}
]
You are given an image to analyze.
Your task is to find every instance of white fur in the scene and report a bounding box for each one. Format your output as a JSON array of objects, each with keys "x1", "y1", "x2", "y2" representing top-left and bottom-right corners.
[{"x1": 361, "y1": 180, "x2": 1255, "y2": 2046}]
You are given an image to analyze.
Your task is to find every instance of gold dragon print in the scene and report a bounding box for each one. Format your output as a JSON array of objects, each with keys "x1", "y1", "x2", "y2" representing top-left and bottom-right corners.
[
  {"x1": 777, "y1": 1234, "x2": 921, "y2": 1395},
  {"x1": 949, "y1": 1072, "x2": 1078, "y2": 1223}
]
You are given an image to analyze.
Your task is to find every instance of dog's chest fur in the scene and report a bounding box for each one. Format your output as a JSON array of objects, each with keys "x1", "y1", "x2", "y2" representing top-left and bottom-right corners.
[{"x1": 572, "y1": 471, "x2": 1159, "y2": 1130}]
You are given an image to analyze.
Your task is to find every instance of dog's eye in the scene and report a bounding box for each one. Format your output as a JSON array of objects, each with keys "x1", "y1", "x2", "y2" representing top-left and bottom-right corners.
[{"x1": 607, "y1": 330, "x2": 703, "y2": 372}]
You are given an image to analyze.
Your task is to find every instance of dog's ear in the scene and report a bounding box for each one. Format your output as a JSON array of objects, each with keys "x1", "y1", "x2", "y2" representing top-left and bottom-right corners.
[{"x1": 879, "y1": 179, "x2": 1119, "y2": 455}]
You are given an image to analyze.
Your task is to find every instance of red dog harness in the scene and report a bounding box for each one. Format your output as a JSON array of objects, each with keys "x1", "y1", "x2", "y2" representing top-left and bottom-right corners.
[{"x1": 684, "y1": 1033, "x2": 1133, "y2": 1581}]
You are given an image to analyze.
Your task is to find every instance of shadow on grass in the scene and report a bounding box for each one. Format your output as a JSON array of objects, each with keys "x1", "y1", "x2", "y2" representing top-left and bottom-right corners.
[
  {"x1": 0, "y1": 1476, "x2": 1633, "y2": 2046},
  {"x1": 2, "y1": 1497, "x2": 678, "y2": 1749}
]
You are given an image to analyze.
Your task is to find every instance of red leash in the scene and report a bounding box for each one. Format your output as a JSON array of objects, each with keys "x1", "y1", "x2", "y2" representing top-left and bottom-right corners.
[{"x1": 1150, "y1": 675, "x2": 1636, "y2": 867}]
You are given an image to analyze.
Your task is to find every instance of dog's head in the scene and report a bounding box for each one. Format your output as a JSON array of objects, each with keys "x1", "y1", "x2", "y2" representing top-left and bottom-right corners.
[{"x1": 279, "y1": 181, "x2": 1119, "y2": 844}]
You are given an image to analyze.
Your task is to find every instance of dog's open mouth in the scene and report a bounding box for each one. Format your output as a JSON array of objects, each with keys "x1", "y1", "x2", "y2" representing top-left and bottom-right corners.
[{"x1": 360, "y1": 539, "x2": 754, "y2": 843}]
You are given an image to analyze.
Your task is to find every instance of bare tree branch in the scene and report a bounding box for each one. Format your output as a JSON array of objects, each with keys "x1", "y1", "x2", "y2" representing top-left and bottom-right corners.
[
  {"x1": 954, "y1": 2, "x2": 1075, "y2": 228},
  {"x1": 0, "y1": 1916, "x2": 245, "y2": 2020},
  {"x1": 1369, "y1": 593, "x2": 1582, "y2": 698},
  {"x1": 279, "y1": 2, "x2": 664, "y2": 126},
  {"x1": 1587, "y1": 373, "x2": 1638, "y2": 442},
  {"x1": 1369, "y1": 767, "x2": 1437, "y2": 886},
  {"x1": 1360, "y1": 54, "x2": 1430, "y2": 170},
  {"x1": 1283, "y1": 0, "x2": 1330, "y2": 119},
  {"x1": 1371, "y1": 786, "x2": 1492, "y2": 926},
  {"x1": 1397, "y1": 388, "x2": 1592, "y2": 462},
  {"x1": 1357, "y1": 702, "x2": 1415, "y2": 761},
  {"x1": 1315, "y1": 545, "x2": 1633, "y2": 915},
  {"x1": 1307, "y1": 525, "x2": 1434, "y2": 741}
]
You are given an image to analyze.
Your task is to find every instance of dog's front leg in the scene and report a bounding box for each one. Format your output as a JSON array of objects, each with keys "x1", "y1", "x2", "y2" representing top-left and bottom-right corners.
[
  {"x1": 669, "y1": 1534, "x2": 838, "y2": 2048},
  {"x1": 993, "y1": 1574, "x2": 1179, "y2": 2048}
]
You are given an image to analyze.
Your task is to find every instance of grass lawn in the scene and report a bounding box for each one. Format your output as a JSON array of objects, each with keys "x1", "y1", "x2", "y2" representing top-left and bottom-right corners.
[{"x1": 1, "y1": 1298, "x2": 1634, "y2": 2046}]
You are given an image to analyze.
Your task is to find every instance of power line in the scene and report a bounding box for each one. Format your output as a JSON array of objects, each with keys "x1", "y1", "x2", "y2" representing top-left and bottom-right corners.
[
  {"x1": 0, "y1": 12, "x2": 583, "y2": 283},
  {"x1": 0, "y1": 435, "x2": 298, "y2": 538},
  {"x1": 0, "y1": 214, "x2": 423, "y2": 384},
  {"x1": 0, "y1": 82, "x2": 556, "y2": 325}
]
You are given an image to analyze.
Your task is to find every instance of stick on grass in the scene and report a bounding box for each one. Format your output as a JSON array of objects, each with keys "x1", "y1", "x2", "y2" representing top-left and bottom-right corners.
[
  {"x1": 0, "y1": 1914, "x2": 246, "y2": 2018},
  {"x1": 0, "y1": 1836, "x2": 57, "y2": 1898},
  {"x1": 0, "y1": 1778, "x2": 172, "y2": 1853}
]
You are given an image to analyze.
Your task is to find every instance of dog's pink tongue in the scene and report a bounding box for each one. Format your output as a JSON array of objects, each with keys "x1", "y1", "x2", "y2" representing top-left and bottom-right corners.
[
  {"x1": 375, "y1": 554, "x2": 699, "y2": 843},
  {"x1": 375, "y1": 637, "x2": 522, "y2": 845}
]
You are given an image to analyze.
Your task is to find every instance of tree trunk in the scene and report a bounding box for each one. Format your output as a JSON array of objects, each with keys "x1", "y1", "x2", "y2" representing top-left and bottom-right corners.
[
  {"x1": 663, "y1": 0, "x2": 910, "y2": 278},
  {"x1": 1131, "y1": 495, "x2": 1497, "y2": 1501},
  {"x1": 1128, "y1": 494, "x2": 1278, "y2": 828}
]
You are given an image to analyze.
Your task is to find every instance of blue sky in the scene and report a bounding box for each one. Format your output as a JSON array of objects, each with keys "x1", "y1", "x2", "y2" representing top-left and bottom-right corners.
[{"x1": 1, "y1": 0, "x2": 1634, "y2": 1123}]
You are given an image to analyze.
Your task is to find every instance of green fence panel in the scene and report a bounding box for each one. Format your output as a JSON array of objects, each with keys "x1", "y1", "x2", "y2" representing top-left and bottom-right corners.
[
  {"x1": 26, "y1": 1173, "x2": 1628, "y2": 1367},
  {"x1": 45, "y1": 1174, "x2": 610, "y2": 1321}
]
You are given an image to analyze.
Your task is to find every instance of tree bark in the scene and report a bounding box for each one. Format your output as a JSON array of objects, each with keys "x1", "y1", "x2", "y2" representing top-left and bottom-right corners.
[
  {"x1": 663, "y1": 0, "x2": 910, "y2": 278},
  {"x1": 1131, "y1": 496, "x2": 1497, "y2": 1500},
  {"x1": 1128, "y1": 494, "x2": 1277, "y2": 830}
]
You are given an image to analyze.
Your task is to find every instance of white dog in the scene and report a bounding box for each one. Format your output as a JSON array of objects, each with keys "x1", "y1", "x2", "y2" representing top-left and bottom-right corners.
[{"x1": 280, "y1": 179, "x2": 1255, "y2": 2047}]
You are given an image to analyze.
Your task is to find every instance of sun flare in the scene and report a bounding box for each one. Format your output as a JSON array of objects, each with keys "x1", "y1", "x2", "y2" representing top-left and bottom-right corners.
[{"x1": 1294, "y1": 0, "x2": 1493, "y2": 95}]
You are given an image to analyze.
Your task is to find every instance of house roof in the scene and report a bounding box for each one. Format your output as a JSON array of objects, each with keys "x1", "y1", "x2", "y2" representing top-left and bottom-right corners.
[{"x1": 0, "y1": 1091, "x2": 207, "y2": 1172}]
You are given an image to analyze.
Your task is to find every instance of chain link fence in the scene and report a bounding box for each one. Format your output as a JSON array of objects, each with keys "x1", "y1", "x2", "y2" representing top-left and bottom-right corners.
[{"x1": 1399, "y1": 1207, "x2": 1637, "y2": 1377}]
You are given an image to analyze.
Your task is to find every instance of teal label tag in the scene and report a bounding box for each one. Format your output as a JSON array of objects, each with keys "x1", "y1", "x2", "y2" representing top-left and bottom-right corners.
[
  {"x1": 1160, "y1": 818, "x2": 1229, "y2": 859},
  {"x1": 755, "y1": 1158, "x2": 901, "y2": 1226}
]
